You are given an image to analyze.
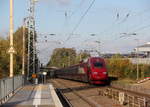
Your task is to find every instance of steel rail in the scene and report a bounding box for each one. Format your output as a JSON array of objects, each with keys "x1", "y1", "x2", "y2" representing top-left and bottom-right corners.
[{"x1": 52, "y1": 79, "x2": 101, "y2": 107}]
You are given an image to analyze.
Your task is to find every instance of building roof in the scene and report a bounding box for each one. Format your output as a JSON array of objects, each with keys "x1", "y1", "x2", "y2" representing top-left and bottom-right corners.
[
  {"x1": 135, "y1": 42, "x2": 150, "y2": 52},
  {"x1": 139, "y1": 42, "x2": 150, "y2": 48}
]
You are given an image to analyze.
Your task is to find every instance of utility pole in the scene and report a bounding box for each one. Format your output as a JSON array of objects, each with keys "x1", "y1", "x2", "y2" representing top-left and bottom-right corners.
[
  {"x1": 22, "y1": 18, "x2": 26, "y2": 75},
  {"x1": 95, "y1": 40, "x2": 101, "y2": 56},
  {"x1": 80, "y1": 54, "x2": 82, "y2": 61},
  {"x1": 135, "y1": 39, "x2": 139, "y2": 80},
  {"x1": 8, "y1": 0, "x2": 15, "y2": 77},
  {"x1": 68, "y1": 56, "x2": 71, "y2": 66}
]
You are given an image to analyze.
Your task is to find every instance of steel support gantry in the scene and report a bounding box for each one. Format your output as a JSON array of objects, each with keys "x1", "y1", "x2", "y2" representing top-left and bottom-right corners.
[{"x1": 27, "y1": 0, "x2": 37, "y2": 79}]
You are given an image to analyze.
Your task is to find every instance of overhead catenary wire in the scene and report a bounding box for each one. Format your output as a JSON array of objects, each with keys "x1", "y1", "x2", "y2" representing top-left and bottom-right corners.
[
  {"x1": 97, "y1": 7, "x2": 150, "y2": 39},
  {"x1": 69, "y1": 0, "x2": 86, "y2": 19},
  {"x1": 124, "y1": 24, "x2": 150, "y2": 37},
  {"x1": 117, "y1": 13, "x2": 150, "y2": 39},
  {"x1": 64, "y1": 0, "x2": 96, "y2": 44},
  {"x1": 96, "y1": 11, "x2": 128, "y2": 39},
  {"x1": 63, "y1": 3, "x2": 150, "y2": 47},
  {"x1": 114, "y1": 23, "x2": 150, "y2": 41},
  {"x1": 106, "y1": 14, "x2": 150, "y2": 41},
  {"x1": 55, "y1": 1, "x2": 86, "y2": 46}
]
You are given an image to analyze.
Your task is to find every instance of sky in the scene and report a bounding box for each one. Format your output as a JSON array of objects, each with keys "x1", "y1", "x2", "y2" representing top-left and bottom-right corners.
[{"x1": 1, "y1": 0, "x2": 150, "y2": 64}]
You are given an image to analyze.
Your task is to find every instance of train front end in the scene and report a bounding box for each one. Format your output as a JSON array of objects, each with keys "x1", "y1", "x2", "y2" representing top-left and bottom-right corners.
[{"x1": 88, "y1": 57, "x2": 108, "y2": 84}]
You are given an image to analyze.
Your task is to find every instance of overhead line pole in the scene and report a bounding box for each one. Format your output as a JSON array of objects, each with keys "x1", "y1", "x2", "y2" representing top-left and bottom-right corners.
[
  {"x1": 27, "y1": 0, "x2": 37, "y2": 80},
  {"x1": 135, "y1": 39, "x2": 139, "y2": 80},
  {"x1": 22, "y1": 18, "x2": 26, "y2": 75},
  {"x1": 9, "y1": 0, "x2": 15, "y2": 77}
]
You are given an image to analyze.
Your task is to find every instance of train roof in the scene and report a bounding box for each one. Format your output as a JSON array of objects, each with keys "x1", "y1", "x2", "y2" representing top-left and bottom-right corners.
[
  {"x1": 88, "y1": 57, "x2": 104, "y2": 60},
  {"x1": 58, "y1": 57, "x2": 105, "y2": 70},
  {"x1": 89, "y1": 57, "x2": 103, "y2": 59}
]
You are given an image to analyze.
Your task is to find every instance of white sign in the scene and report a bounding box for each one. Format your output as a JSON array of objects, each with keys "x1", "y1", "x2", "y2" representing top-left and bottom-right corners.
[
  {"x1": 119, "y1": 92, "x2": 124, "y2": 105},
  {"x1": 8, "y1": 47, "x2": 16, "y2": 54}
]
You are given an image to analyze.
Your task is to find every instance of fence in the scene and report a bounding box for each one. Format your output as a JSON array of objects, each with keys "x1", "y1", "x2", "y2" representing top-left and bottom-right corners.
[
  {"x1": 129, "y1": 58, "x2": 150, "y2": 65},
  {"x1": 99, "y1": 88, "x2": 148, "y2": 107},
  {"x1": 111, "y1": 82, "x2": 150, "y2": 95},
  {"x1": 0, "y1": 75, "x2": 24, "y2": 104}
]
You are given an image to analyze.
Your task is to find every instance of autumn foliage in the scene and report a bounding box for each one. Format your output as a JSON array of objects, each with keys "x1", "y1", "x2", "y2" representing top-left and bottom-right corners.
[
  {"x1": 106, "y1": 54, "x2": 150, "y2": 80},
  {"x1": 0, "y1": 27, "x2": 28, "y2": 78},
  {"x1": 47, "y1": 48, "x2": 90, "y2": 68}
]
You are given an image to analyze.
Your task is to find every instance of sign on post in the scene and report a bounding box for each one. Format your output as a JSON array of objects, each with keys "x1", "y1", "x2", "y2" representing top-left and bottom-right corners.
[
  {"x1": 32, "y1": 74, "x2": 37, "y2": 78},
  {"x1": 119, "y1": 92, "x2": 125, "y2": 105},
  {"x1": 43, "y1": 72, "x2": 47, "y2": 75}
]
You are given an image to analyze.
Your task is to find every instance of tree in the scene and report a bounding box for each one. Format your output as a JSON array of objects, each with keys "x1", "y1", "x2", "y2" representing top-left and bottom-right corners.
[
  {"x1": 13, "y1": 27, "x2": 28, "y2": 75},
  {"x1": 0, "y1": 27, "x2": 28, "y2": 78},
  {"x1": 47, "y1": 48, "x2": 91, "y2": 68},
  {"x1": 106, "y1": 54, "x2": 150, "y2": 80},
  {"x1": 47, "y1": 48, "x2": 77, "y2": 68},
  {"x1": 75, "y1": 51, "x2": 90, "y2": 63},
  {"x1": 0, "y1": 37, "x2": 9, "y2": 78}
]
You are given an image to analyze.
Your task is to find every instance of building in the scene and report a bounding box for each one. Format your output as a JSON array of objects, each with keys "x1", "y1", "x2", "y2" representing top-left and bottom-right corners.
[{"x1": 134, "y1": 42, "x2": 150, "y2": 57}]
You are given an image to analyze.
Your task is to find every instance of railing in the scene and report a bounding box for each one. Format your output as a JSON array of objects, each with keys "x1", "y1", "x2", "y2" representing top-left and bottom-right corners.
[
  {"x1": 129, "y1": 58, "x2": 150, "y2": 65},
  {"x1": 111, "y1": 82, "x2": 150, "y2": 95},
  {"x1": 0, "y1": 75, "x2": 24, "y2": 104}
]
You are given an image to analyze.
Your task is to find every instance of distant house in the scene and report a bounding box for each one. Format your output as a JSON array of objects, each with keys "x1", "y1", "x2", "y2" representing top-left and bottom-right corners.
[{"x1": 134, "y1": 42, "x2": 150, "y2": 57}]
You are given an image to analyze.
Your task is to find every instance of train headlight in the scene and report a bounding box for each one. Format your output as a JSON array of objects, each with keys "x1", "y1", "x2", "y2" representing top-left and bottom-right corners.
[{"x1": 103, "y1": 72, "x2": 107, "y2": 74}]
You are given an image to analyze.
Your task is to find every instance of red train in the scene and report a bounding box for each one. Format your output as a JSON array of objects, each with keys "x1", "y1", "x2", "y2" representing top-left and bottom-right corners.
[{"x1": 55, "y1": 57, "x2": 109, "y2": 84}]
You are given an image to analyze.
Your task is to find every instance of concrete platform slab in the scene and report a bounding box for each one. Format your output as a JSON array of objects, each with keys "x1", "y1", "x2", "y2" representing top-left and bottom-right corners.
[{"x1": 2, "y1": 84, "x2": 62, "y2": 107}]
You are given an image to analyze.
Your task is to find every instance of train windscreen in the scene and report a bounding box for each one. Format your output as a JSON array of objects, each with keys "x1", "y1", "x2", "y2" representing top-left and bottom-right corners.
[{"x1": 93, "y1": 62, "x2": 103, "y2": 68}]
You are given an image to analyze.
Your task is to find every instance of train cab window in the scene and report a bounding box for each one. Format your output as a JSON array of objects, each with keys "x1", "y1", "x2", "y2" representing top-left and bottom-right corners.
[{"x1": 93, "y1": 62, "x2": 103, "y2": 68}]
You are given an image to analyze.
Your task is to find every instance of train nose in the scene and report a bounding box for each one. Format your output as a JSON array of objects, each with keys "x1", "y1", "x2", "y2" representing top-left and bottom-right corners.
[
  {"x1": 93, "y1": 68, "x2": 106, "y2": 72},
  {"x1": 93, "y1": 68, "x2": 108, "y2": 78}
]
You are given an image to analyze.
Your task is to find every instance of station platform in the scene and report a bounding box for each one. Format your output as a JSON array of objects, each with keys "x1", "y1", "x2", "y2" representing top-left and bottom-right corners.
[{"x1": 2, "y1": 84, "x2": 63, "y2": 107}]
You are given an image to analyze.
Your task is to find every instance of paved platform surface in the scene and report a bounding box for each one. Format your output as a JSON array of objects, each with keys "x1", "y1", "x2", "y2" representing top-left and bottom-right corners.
[{"x1": 2, "y1": 84, "x2": 62, "y2": 107}]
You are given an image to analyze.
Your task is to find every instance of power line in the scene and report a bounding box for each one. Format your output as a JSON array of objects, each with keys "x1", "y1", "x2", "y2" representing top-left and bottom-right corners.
[
  {"x1": 98, "y1": 8, "x2": 150, "y2": 39},
  {"x1": 132, "y1": 24, "x2": 150, "y2": 33},
  {"x1": 64, "y1": 0, "x2": 96, "y2": 43},
  {"x1": 115, "y1": 23, "x2": 150, "y2": 41},
  {"x1": 108, "y1": 16, "x2": 150, "y2": 41},
  {"x1": 69, "y1": 0, "x2": 86, "y2": 19}
]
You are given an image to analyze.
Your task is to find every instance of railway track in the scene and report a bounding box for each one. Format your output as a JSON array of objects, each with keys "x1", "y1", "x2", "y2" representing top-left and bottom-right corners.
[
  {"x1": 48, "y1": 78, "x2": 150, "y2": 107},
  {"x1": 54, "y1": 80, "x2": 101, "y2": 107},
  {"x1": 50, "y1": 79, "x2": 97, "y2": 106},
  {"x1": 48, "y1": 79, "x2": 124, "y2": 107}
]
